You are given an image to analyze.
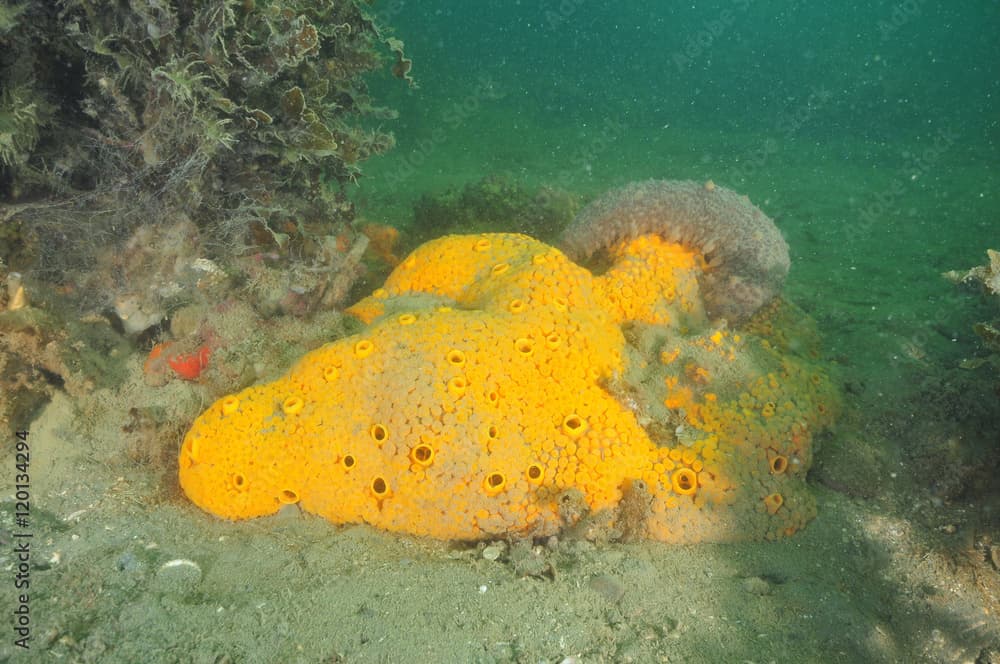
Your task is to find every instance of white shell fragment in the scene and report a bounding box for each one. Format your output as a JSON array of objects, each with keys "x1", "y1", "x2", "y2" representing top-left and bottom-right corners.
[
  {"x1": 482, "y1": 542, "x2": 506, "y2": 561},
  {"x1": 153, "y1": 558, "x2": 203, "y2": 595}
]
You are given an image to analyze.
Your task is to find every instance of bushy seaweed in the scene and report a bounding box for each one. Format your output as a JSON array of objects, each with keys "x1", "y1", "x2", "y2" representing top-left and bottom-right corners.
[
  {"x1": 409, "y1": 175, "x2": 579, "y2": 249},
  {"x1": 0, "y1": 0, "x2": 409, "y2": 276},
  {"x1": 946, "y1": 250, "x2": 1000, "y2": 371}
]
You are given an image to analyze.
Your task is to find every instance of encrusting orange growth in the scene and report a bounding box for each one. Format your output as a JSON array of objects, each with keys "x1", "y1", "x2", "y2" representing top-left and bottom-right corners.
[{"x1": 179, "y1": 229, "x2": 839, "y2": 543}]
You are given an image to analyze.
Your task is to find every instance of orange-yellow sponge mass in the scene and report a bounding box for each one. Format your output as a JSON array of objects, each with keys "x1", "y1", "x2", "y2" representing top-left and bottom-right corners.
[{"x1": 179, "y1": 220, "x2": 838, "y2": 542}]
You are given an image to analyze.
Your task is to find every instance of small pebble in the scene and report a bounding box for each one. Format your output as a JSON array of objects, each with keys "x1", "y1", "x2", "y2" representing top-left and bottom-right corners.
[
  {"x1": 482, "y1": 542, "x2": 505, "y2": 561},
  {"x1": 588, "y1": 574, "x2": 625, "y2": 603},
  {"x1": 115, "y1": 552, "x2": 142, "y2": 574},
  {"x1": 152, "y1": 558, "x2": 202, "y2": 595},
  {"x1": 41, "y1": 627, "x2": 60, "y2": 648},
  {"x1": 741, "y1": 576, "x2": 773, "y2": 596}
]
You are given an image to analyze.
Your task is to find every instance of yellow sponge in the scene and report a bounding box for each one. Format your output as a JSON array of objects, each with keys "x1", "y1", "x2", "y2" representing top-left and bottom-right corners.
[{"x1": 179, "y1": 232, "x2": 838, "y2": 542}]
